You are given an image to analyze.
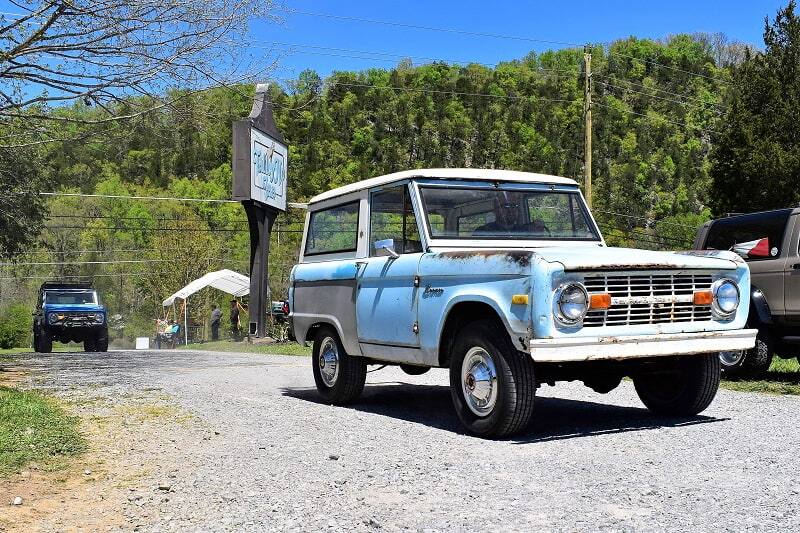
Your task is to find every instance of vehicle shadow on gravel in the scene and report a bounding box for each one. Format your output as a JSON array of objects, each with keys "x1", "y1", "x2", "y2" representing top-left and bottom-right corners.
[{"x1": 282, "y1": 383, "x2": 728, "y2": 442}]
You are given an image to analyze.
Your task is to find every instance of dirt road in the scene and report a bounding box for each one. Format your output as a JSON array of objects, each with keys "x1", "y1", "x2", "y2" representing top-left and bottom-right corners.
[{"x1": 2, "y1": 349, "x2": 799, "y2": 531}]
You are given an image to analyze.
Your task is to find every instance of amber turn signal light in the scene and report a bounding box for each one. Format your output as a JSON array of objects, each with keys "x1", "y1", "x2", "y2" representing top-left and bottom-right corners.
[
  {"x1": 693, "y1": 290, "x2": 713, "y2": 305},
  {"x1": 511, "y1": 294, "x2": 529, "y2": 305},
  {"x1": 589, "y1": 293, "x2": 611, "y2": 309}
]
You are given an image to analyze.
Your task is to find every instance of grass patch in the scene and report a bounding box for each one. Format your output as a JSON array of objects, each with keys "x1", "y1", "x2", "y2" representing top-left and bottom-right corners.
[
  {"x1": 0, "y1": 343, "x2": 92, "y2": 355},
  {"x1": 0, "y1": 387, "x2": 86, "y2": 476},
  {"x1": 721, "y1": 356, "x2": 800, "y2": 395},
  {"x1": 188, "y1": 340, "x2": 311, "y2": 356}
]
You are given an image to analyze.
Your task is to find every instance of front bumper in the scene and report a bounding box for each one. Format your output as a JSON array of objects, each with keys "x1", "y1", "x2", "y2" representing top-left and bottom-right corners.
[{"x1": 529, "y1": 329, "x2": 757, "y2": 362}]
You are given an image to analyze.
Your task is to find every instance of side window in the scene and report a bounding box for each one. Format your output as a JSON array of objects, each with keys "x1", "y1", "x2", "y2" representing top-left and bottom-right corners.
[
  {"x1": 705, "y1": 210, "x2": 792, "y2": 261},
  {"x1": 369, "y1": 185, "x2": 423, "y2": 256},
  {"x1": 304, "y1": 201, "x2": 360, "y2": 256}
]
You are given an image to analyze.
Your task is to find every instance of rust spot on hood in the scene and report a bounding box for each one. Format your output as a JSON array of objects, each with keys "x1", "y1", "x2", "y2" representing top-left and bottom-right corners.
[{"x1": 437, "y1": 250, "x2": 532, "y2": 268}]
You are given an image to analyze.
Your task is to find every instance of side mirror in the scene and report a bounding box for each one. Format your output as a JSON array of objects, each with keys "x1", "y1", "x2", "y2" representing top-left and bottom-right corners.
[
  {"x1": 731, "y1": 237, "x2": 773, "y2": 259},
  {"x1": 374, "y1": 238, "x2": 399, "y2": 258}
]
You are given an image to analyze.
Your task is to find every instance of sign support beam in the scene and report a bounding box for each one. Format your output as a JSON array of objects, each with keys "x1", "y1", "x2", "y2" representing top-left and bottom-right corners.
[{"x1": 232, "y1": 84, "x2": 288, "y2": 338}]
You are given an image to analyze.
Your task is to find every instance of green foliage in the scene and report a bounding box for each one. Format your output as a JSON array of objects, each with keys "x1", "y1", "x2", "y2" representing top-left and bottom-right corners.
[
  {"x1": 1, "y1": 32, "x2": 749, "y2": 330},
  {"x1": 711, "y1": 1, "x2": 800, "y2": 214},
  {"x1": 0, "y1": 387, "x2": 86, "y2": 475},
  {"x1": 0, "y1": 304, "x2": 31, "y2": 349}
]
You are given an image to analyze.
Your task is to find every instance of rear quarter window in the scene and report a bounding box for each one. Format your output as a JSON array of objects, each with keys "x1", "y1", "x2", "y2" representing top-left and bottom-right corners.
[
  {"x1": 304, "y1": 201, "x2": 360, "y2": 256},
  {"x1": 704, "y1": 210, "x2": 792, "y2": 260}
]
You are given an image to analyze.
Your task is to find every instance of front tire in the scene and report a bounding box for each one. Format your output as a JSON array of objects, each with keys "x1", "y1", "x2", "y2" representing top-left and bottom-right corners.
[
  {"x1": 449, "y1": 319, "x2": 536, "y2": 438},
  {"x1": 719, "y1": 328, "x2": 773, "y2": 379},
  {"x1": 311, "y1": 327, "x2": 366, "y2": 405},
  {"x1": 634, "y1": 354, "x2": 720, "y2": 416},
  {"x1": 84, "y1": 338, "x2": 97, "y2": 352},
  {"x1": 38, "y1": 330, "x2": 52, "y2": 353}
]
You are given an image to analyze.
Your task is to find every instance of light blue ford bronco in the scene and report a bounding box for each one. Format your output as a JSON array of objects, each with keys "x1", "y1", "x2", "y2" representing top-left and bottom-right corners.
[{"x1": 289, "y1": 169, "x2": 757, "y2": 437}]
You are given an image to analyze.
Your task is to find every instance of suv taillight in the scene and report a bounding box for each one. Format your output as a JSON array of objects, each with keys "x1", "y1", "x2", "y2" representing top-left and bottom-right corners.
[{"x1": 282, "y1": 301, "x2": 290, "y2": 315}]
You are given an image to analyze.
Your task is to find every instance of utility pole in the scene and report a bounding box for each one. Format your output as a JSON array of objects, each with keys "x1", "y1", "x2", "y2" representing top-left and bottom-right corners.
[{"x1": 583, "y1": 44, "x2": 593, "y2": 208}]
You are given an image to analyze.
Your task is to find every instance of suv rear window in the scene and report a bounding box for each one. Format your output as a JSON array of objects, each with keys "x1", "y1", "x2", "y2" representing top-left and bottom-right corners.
[{"x1": 704, "y1": 209, "x2": 792, "y2": 260}]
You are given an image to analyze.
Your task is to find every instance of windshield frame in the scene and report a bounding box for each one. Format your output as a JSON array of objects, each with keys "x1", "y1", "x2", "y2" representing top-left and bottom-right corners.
[
  {"x1": 43, "y1": 289, "x2": 98, "y2": 305},
  {"x1": 414, "y1": 180, "x2": 603, "y2": 246}
]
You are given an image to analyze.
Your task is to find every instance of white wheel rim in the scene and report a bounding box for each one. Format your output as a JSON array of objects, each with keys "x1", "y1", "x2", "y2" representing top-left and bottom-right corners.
[
  {"x1": 719, "y1": 350, "x2": 744, "y2": 366},
  {"x1": 319, "y1": 337, "x2": 339, "y2": 387},
  {"x1": 461, "y1": 347, "x2": 499, "y2": 417}
]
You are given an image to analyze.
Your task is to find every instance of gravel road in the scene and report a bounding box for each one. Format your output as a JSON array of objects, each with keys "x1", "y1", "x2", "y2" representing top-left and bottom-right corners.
[{"x1": 6, "y1": 349, "x2": 800, "y2": 532}]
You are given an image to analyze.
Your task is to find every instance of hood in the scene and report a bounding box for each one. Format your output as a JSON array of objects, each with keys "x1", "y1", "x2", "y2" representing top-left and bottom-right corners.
[
  {"x1": 43, "y1": 303, "x2": 105, "y2": 313},
  {"x1": 534, "y1": 246, "x2": 742, "y2": 271}
]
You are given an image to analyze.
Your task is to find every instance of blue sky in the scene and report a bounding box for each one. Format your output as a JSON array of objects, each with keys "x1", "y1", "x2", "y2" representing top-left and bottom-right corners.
[{"x1": 254, "y1": 0, "x2": 789, "y2": 79}]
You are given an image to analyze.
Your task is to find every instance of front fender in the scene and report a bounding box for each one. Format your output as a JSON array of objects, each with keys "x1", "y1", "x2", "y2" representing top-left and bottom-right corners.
[
  {"x1": 750, "y1": 287, "x2": 773, "y2": 325},
  {"x1": 418, "y1": 283, "x2": 532, "y2": 365}
]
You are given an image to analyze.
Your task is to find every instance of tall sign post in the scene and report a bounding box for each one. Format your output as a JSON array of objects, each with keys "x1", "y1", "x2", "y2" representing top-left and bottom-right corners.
[{"x1": 232, "y1": 84, "x2": 288, "y2": 337}]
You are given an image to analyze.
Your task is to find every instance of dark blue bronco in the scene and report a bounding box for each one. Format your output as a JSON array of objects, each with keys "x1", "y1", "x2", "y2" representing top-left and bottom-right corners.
[{"x1": 33, "y1": 282, "x2": 109, "y2": 353}]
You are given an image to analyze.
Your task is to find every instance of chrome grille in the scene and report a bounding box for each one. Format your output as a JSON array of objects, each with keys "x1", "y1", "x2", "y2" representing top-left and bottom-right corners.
[{"x1": 583, "y1": 272, "x2": 714, "y2": 327}]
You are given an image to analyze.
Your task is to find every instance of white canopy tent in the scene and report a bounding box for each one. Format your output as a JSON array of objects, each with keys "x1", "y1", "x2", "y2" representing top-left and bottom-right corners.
[{"x1": 162, "y1": 269, "x2": 250, "y2": 345}]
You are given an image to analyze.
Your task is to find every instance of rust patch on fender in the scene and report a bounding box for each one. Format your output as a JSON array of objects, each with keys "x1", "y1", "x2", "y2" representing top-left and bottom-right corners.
[{"x1": 437, "y1": 250, "x2": 532, "y2": 268}]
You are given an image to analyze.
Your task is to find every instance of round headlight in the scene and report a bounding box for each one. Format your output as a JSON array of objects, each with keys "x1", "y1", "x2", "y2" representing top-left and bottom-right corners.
[
  {"x1": 713, "y1": 279, "x2": 739, "y2": 317},
  {"x1": 47, "y1": 313, "x2": 58, "y2": 324},
  {"x1": 557, "y1": 282, "x2": 588, "y2": 325}
]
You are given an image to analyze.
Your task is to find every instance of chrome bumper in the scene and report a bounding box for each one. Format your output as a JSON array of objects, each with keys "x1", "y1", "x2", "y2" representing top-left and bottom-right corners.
[{"x1": 529, "y1": 329, "x2": 758, "y2": 362}]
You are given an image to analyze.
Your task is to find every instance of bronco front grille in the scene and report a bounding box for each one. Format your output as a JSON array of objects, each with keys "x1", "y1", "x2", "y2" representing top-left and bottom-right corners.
[{"x1": 582, "y1": 272, "x2": 714, "y2": 327}]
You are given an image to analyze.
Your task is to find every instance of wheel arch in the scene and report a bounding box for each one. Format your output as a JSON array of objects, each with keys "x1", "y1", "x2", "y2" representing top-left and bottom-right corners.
[
  {"x1": 437, "y1": 300, "x2": 515, "y2": 368},
  {"x1": 749, "y1": 286, "x2": 773, "y2": 326},
  {"x1": 304, "y1": 320, "x2": 353, "y2": 351}
]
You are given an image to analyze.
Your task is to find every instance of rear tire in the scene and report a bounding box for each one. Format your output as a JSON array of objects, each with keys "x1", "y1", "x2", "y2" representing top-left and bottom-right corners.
[
  {"x1": 96, "y1": 329, "x2": 109, "y2": 352},
  {"x1": 449, "y1": 319, "x2": 536, "y2": 438},
  {"x1": 719, "y1": 328, "x2": 773, "y2": 379},
  {"x1": 634, "y1": 354, "x2": 720, "y2": 416},
  {"x1": 312, "y1": 327, "x2": 366, "y2": 405}
]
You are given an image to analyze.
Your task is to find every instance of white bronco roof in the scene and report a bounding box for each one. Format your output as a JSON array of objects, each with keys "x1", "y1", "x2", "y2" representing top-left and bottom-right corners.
[{"x1": 308, "y1": 168, "x2": 579, "y2": 205}]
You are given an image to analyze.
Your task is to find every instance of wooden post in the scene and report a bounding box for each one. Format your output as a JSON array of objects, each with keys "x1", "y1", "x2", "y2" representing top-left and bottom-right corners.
[{"x1": 583, "y1": 44, "x2": 593, "y2": 208}]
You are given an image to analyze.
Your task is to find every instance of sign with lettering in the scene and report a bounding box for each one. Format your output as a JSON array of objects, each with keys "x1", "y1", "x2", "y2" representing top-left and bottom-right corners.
[{"x1": 250, "y1": 128, "x2": 287, "y2": 211}]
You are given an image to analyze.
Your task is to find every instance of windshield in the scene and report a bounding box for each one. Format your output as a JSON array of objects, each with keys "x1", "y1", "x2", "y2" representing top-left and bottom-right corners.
[
  {"x1": 419, "y1": 186, "x2": 600, "y2": 241},
  {"x1": 44, "y1": 290, "x2": 97, "y2": 305}
]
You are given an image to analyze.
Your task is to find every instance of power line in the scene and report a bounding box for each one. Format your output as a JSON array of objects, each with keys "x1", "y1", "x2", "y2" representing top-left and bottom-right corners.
[
  {"x1": 286, "y1": 9, "x2": 581, "y2": 47},
  {"x1": 14, "y1": 248, "x2": 186, "y2": 256},
  {"x1": 39, "y1": 192, "x2": 309, "y2": 210},
  {"x1": 609, "y1": 51, "x2": 729, "y2": 85},
  {"x1": 267, "y1": 42, "x2": 581, "y2": 73},
  {"x1": 594, "y1": 209, "x2": 700, "y2": 230},
  {"x1": 286, "y1": 9, "x2": 728, "y2": 85},
  {"x1": 42, "y1": 225, "x2": 305, "y2": 234},
  {"x1": 595, "y1": 75, "x2": 725, "y2": 110},
  {"x1": 0, "y1": 258, "x2": 244, "y2": 267},
  {"x1": 596, "y1": 80, "x2": 723, "y2": 112},
  {"x1": 327, "y1": 80, "x2": 581, "y2": 105},
  {"x1": 592, "y1": 101, "x2": 719, "y2": 134}
]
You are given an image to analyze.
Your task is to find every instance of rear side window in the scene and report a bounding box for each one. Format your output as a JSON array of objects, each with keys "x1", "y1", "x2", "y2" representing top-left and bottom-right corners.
[
  {"x1": 704, "y1": 210, "x2": 792, "y2": 260},
  {"x1": 305, "y1": 201, "x2": 360, "y2": 256}
]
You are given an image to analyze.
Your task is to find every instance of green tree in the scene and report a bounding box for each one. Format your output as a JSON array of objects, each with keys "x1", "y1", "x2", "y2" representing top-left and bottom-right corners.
[{"x1": 710, "y1": 1, "x2": 800, "y2": 214}]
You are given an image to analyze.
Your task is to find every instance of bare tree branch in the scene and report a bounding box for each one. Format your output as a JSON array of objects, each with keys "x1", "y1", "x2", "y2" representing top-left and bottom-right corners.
[{"x1": 0, "y1": 0, "x2": 281, "y2": 140}]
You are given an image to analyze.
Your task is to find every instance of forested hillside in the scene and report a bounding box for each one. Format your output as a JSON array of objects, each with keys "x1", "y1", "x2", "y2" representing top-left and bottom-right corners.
[{"x1": 0, "y1": 34, "x2": 749, "y2": 341}]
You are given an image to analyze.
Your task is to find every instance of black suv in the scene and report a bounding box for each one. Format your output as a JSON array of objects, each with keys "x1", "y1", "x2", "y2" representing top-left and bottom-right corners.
[
  {"x1": 33, "y1": 282, "x2": 109, "y2": 353},
  {"x1": 694, "y1": 208, "x2": 800, "y2": 377}
]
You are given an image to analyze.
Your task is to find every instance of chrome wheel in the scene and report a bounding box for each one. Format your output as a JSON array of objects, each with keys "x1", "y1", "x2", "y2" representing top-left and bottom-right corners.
[
  {"x1": 318, "y1": 336, "x2": 339, "y2": 387},
  {"x1": 719, "y1": 350, "x2": 744, "y2": 366},
  {"x1": 461, "y1": 347, "x2": 499, "y2": 417}
]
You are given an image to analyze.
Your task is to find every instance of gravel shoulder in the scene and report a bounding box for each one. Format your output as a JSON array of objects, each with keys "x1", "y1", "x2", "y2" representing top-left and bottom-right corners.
[{"x1": 2, "y1": 349, "x2": 800, "y2": 532}]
